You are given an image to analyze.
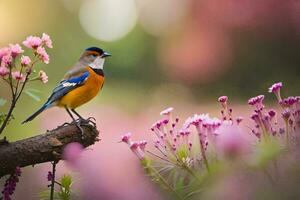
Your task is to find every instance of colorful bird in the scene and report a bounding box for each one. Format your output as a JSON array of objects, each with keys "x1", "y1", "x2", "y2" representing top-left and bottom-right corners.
[{"x1": 22, "y1": 47, "x2": 111, "y2": 132}]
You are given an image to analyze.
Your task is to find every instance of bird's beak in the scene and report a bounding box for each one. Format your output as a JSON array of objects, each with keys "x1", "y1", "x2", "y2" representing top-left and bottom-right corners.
[{"x1": 101, "y1": 51, "x2": 111, "y2": 58}]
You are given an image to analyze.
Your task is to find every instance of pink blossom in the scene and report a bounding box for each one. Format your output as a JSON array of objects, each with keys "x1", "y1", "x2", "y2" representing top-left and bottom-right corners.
[
  {"x1": 138, "y1": 140, "x2": 147, "y2": 151},
  {"x1": 1, "y1": 54, "x2": 12, "y2": 67},
  {"x1": 268, "y1": 82, "x2": 282, "y2": 93},
  {"x1": 0, "y1": 47, "x2": 11, "y2": 59},
  {"x1": 22, "y1": 36, "x2": 42, "y2": 49},
  {"x1": 216, "y1": 124, "x2": 249, "y2": 159},
  {"x1": 269, "y1": 82, "x2": 283, "y2": 101},
  {"x1": 20, "y1": 55, "x2": 31, "y2": 66},
  {"x1": 41, "y1": 33, "x2": 53, "y2": 48},
  {"x1": 36, "y1": 46, "x2": 49, "y2": 64},
  {"x1": 248, "y1": 95, "x2": 264, "y2": 106},
  {"x1": 121, "y1": 132, "x2": 132, "y2": 144},
  {"x1": 63, "y1": 142, "x2": 83, "y2": 166},
  {"x1": 0, "y1": 67, "x2": 9, "y2": 76},
  {"x1": 11, "y1": 71, "x2": 25, "y2": 82},
  {"x1": 130, "y1": 141, "x2": 146, "y2": 160},
  {"x1": 160, "y1": 107, "x2": 174, "y2": 116},
  {"x1": 38, "y1": 70, "x2": 48, "y2": 83},
  {"x1": 9, "y1": 44, "x2": 23, "y2": 57},
  {"x1": 218, "y1": 96, "x2": 228, "y2": 103}
]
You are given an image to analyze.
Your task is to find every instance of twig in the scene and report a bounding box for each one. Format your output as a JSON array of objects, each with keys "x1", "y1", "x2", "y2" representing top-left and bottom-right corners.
[{"x1": 50, "y1": 161, "x2": 57, "y2": 200}]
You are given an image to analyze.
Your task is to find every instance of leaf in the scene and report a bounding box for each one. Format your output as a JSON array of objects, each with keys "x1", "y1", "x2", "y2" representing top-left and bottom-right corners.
[
  {"x1": 60, "y1": 175, "x2": 72, "y2": 190},
  {"x1": 0, "y1": 98, "x2": 7, "y2": 106},
  {"x1": 25, "y1": 89, "x2": 41, "y2": 101}
]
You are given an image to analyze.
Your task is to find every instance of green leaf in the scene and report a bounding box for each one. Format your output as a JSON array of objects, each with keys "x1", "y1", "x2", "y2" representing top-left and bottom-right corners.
[
  {"x1": 60, "y1": 174, "x2": 72, "y2": 190},
  {"x1": 25, "y1": 89, "x2": 41, "y2": 101},
  {"x1": 0, "y1": 98, "x2": 7, "y2": 106}
]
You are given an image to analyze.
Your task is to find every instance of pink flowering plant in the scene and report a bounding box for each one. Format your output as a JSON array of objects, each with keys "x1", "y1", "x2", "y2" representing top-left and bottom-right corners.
[
  {"x1": 121, "y1": 82, "x2": 300, "y2": 199},
  {"x1": 0, "y1": 33, "x2": 51, "y2": 136}
]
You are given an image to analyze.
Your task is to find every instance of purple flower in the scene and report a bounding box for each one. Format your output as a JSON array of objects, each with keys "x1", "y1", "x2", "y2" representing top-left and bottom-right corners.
[
  {"x1": 268, "y1": 82, "x2": 282, "y2": 93},
  {"x1": 121, "y1": 132, "x2": 132, "y2": 144},
  {"x1": 47, "y1": 171, "x2": 53, "y2": 181},
  {"x1": 218, "y1": 96, "x2": 228, "y2": 103},
  {"x1": 1, "y1": 167, "x2": 21, "y2": 200}
]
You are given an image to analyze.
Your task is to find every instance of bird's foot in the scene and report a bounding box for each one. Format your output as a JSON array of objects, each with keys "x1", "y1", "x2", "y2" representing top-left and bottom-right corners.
[
  {"x1": 74, "y1": 120, "x2": 85, "y2": 140},
  {"x1": 75, "y1": 117, "x2": 96, "y2": 127}
]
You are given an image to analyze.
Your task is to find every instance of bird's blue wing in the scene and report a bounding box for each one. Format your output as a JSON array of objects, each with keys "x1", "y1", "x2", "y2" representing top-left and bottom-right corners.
[{"x1": 45, "y1": 71, "x2": 89, "y2": 106}]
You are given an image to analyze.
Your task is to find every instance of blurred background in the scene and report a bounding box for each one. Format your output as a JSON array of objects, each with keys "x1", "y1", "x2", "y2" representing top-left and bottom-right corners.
[{"x1": 0, "y1": 0, "x2": 300, "y2": 199}]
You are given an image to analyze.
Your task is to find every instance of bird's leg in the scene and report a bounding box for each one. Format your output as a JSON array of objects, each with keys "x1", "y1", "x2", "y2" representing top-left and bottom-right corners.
[
  {"x1": 65, "y1": 107, "x2": 84, "y2": 138},
  {"x1": 71, "y1": 109, "x2": 85, "y2": 120},
  {"x1": 65, "y1": 107, "x2": 76, "y2": 122}
]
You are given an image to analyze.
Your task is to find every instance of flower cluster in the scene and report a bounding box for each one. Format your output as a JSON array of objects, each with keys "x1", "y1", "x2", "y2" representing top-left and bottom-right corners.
[
  {"x1": 0, "y1": 33, "x2": 51, "y2": 84},
  {"x1": 121, "y1": 133, "x2": 147, "y2": 160},
  {"x1": 120, "y1": 82, "x2": 299, "y2": 199},
  {"x1": 249, "y1": 82, "x2": 300, "y2": 141},
  {"x1": 122, "y1": 106, "x2": 229, "y2": 172},
  {"x1": 1, "y1": 167, "x2": 21, "y2": 200}
]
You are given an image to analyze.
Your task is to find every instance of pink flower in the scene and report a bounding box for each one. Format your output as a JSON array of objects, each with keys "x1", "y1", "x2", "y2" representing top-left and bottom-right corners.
[
  {"x1": 160, "y1": 107, "x2": 174, "y2": 116},
  {"x1": 22, "y1": 36, "x2": 42, "y2": 49},
  {"x1": 248, "y1": 95, "x2": 265, "y2": 106},
  {"x1": 268, "y1": 82, "x2": 282, "y2": 101},
  {"x1": 38, "y1": 70, "x2": 48, "y2": 83},
  {"x1": 9, "y1": 44, "x2": 23, "y2": 57},
  {"x1": 130, "y1": 141, "x2": 146, "y2": 160},
  {"x1": 41, "y1": 33, "x2": 53, "y2": 48},
  {"x1": 12, "y1": 71, "x2": 25, "y2": 82},
  {"x1": 36, "y1": 46, "x2": 49, "y2": 64},
  {"x1": 0, "y1": 67, "x2": 9, "y2": 77},
  {"x1": 218, "y1": 96, "x2": 228, "y2": 103},
  {"x1": 268, "y1": 82, "x2": 282, "y2": 93},
  {"x1": 216, "y1": 124, "x2": 249, "y2": 159},
  {"x1": 121, "y1": 132, "x2": 132, "y2": 144},
  {"x1": 20, "y1": 55, "x2": 31, "y2": 66},
  {"x1": 0, "y1": 47, "x2": 11, "y2": 59},
  {"x1": 63, "y1": 142, "x2": 83, "y2": 166},
  {"x1": 1, "y1": 54, "x2": 12, "y2": 67}
]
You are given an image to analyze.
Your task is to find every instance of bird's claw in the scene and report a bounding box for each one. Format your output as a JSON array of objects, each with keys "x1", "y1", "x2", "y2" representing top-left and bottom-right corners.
[{"x1": 74, "y1": 120, "x2": 85, "y2": 140}]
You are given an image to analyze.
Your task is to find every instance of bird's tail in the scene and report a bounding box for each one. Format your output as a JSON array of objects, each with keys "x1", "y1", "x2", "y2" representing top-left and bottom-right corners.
[{"x1": 22, "y1": 103, "x2": 50, "y2": 124}]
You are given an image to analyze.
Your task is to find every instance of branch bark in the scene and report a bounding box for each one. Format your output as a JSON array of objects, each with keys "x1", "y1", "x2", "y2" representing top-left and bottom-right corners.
[{"x1": 0, "y1": 121, "x2": 99, "y2": 178}]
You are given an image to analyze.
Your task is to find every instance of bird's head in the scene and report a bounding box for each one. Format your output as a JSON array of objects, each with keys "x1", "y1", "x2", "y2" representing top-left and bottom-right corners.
[{"x1": 80, "y1": 47, "x2": 111, "y2": 70}]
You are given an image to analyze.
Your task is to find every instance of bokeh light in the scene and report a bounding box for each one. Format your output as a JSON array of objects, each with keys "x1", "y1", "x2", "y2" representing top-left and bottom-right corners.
[
  {"x1": 79, "y1": 0, "x2": 138, "y2": 41},
  {"x1": 136, "y1": 0, "x2": 190, "y2": 36}
]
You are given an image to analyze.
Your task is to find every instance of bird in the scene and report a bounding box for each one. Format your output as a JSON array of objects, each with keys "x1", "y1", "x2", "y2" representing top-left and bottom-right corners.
[{"x1": 22, "y1": 46, "x2": 111, "y2": 132}]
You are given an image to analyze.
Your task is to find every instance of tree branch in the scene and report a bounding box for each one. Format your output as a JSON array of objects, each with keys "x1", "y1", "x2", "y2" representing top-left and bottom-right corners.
[{"x1": 0, "y1": 121, "x2": 99, "y2": 178}]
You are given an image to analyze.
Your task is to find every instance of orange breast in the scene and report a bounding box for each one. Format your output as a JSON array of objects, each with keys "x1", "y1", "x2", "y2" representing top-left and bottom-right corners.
[{"x1": 57, "y1": 67, "x2": 104, "y2": 109}]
